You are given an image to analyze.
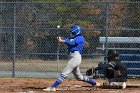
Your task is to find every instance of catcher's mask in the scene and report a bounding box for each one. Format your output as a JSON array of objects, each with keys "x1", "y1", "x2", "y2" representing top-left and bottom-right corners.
[
  {"x1": 107, "y1": 50, "x2": 120, "y2": 62},
  {"x1": 70, "y1": 25, "x2": 83, "y2": 37}
]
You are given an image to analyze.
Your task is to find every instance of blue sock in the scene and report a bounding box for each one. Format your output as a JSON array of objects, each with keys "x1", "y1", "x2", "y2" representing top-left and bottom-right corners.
[
  {"x1": 51, "y1": 80, "x2": 61, "y2": 88},
  {"x1": 51, "y1": 74, "x2": 66, "y2": 88},
  {"x1": 87, "y1": 79, "x2": 96, "y2": 86}
]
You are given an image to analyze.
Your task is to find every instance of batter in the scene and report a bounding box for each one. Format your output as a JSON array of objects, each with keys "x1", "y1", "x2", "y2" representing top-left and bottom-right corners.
[{"x1": 43, "y1": 25, "x2": 100, "y2": 92}]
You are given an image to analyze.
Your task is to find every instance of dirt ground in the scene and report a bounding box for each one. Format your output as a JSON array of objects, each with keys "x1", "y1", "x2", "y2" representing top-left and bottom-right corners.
[{"x1": 0, "y1": 78, "x2": 139, "y2": 93}]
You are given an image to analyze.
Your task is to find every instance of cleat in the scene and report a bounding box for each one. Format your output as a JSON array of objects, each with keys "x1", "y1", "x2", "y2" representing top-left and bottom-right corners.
[
  {"x1": 122, "y1": 82, "x2": 126, "y2": 89},
  {"x1": 95, "y1": 83, "x2": 101, "y2": 87},
  {"x1": 43, "y1": 87, "x2": 56, "y2": 92}
]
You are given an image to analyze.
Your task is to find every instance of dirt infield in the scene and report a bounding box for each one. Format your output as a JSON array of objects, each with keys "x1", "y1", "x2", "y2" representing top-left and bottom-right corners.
[{"x1": 0, "y1": 78, "x2": 139, "y2": 93}]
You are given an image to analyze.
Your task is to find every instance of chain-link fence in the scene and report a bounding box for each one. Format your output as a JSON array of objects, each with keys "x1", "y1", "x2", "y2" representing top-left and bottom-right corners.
[{"x1": 0, "y1": 2, "x2": 139, "y2": 78}]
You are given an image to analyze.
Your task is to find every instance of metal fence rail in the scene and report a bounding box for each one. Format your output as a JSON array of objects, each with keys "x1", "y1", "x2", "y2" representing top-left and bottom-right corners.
[{"x1": 0, "y1": 2, "x2": 139, "y2": 78}]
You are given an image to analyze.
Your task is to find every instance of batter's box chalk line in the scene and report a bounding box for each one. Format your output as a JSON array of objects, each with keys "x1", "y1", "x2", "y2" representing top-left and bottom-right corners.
[
  {"x1": 16, "y1": 91, "x2": 36, "y2": 93},
  {"x1": 57, "y1": 84, "x2": 97, "y2": 91},
  {"x1": 127, "y1": 84, "x2": 140, "y2": 88}
]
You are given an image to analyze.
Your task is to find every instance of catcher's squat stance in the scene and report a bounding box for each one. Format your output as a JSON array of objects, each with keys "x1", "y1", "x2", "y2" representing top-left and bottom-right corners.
[
  {"x1": 43, "y1": 25, "x2": 100, "y2": 92},
  {"x1": 86, "y1": 50, "x2": 127, "y2": 89}
]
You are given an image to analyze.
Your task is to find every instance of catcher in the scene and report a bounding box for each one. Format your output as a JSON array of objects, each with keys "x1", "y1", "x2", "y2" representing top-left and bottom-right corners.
[{"x1": 86, "y1": 50, "x2": 127, "y2": 89}]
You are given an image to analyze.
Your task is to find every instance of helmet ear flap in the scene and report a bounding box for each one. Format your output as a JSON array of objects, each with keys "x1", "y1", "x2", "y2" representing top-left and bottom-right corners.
[{"x1": 72, "y1": 31, "x2": 77, "y2": 35}]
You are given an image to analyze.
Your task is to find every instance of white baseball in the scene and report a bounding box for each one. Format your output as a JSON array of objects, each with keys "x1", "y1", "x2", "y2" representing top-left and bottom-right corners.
[{"x1": 57, "y1": 25, "x2": 60, "y2": 28}]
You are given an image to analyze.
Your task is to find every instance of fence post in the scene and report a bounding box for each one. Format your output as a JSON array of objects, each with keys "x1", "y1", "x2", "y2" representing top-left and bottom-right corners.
[
  {"x1": 104, "y1": 1, "x2": 109, "y2": 64},
  {"x1": 12, "y1": 1, "x2": 16, "y2": 77}
]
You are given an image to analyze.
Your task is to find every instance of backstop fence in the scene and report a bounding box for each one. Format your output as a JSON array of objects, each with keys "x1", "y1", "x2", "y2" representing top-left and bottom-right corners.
[{"x1": 0, "y1": 2, "x2": 139, "y2": 78}]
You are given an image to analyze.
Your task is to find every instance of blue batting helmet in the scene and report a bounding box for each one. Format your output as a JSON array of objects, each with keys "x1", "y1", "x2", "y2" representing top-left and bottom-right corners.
[{"x1": 70, "y1": 25, "x2": 83, "y2": 36}]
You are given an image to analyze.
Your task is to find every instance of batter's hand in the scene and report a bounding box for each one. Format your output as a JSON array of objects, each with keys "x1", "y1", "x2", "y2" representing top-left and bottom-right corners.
[{"x1": 57, "y1": 36, "x2": 65, "y2": 43}]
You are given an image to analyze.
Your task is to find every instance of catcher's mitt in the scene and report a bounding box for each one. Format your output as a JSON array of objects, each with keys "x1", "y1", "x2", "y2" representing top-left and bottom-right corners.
[{"x1": 86, "y1": 67, "x2": 96, "y2": 76}]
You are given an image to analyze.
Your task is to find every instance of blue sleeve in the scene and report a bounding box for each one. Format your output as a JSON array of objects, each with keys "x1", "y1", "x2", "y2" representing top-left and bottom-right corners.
[
  {"x1": 64, "y1": 36, "x2": 84, "y2": 45},
  {"x1": 64, "y1": 38, "x2": 77, "y2": 45}
]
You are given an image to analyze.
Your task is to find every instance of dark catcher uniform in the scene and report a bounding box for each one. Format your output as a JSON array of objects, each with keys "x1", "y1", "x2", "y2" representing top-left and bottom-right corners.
[
  {"x1": 96, "y1": 50, "x2": 127, "y2": 89},
  {"x1": 86, "y1": 50, "x2": 127, "y2": 89}
]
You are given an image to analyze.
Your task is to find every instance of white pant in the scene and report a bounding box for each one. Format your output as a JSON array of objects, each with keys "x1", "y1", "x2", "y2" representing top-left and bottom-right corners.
[{"x1": 62, "y1": 51, "x2": 84, "y2": 80}]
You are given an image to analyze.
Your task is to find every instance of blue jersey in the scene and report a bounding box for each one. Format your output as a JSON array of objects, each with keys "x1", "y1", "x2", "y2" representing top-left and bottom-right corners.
[{"x1": 64, "y1": 35, "x2": 85, "y2": 54}]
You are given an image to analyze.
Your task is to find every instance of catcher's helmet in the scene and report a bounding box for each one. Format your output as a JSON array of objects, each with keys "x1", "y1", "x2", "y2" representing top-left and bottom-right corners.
[
  {"x1": 107, "y1": 50, "x2": 120, "y2": 62},
  {"x1": 70, "y1": 25, "x2": 83, "y2": 36}
]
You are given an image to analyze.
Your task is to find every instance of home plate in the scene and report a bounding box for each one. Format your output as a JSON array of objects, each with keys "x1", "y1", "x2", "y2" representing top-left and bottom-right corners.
[
  {"x1": 57, "y1": 88, "x2": 68, "y2": 91},
  {"x1": 17, "y1": 91, "x2": 36, "y2": 93},
  {"x1": 74, "y1": 85, "x2": 81, "y2": 88}
]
